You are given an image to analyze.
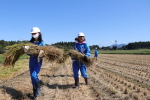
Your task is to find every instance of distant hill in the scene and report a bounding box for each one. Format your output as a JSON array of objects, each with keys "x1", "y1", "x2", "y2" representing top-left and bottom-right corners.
[{"x1": 110, "y1": 44, "x2": 126, "y2": 48}]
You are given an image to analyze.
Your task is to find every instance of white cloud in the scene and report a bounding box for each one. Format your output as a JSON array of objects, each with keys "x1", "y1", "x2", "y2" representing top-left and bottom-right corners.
[{"x1": 111, "y1": 41, "x2": 114, "y2": 43}]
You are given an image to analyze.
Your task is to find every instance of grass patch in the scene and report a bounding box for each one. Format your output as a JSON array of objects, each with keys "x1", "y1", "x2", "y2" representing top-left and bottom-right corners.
[
  {"x1": 0, "y1": 55, "x2": 3, "y2": 63},
  {"x1": 0, "y1": 67, "x2": 21, "y2": 79},
  {"x1": 0, "y1": 62, "x2": 28, "y2": 80},
  {"x1": 91, "y1": 49, "x2": 150, "y2": 54},
  {"x1": 0, "y1": 55, "x2": 29, "y2": 80}
]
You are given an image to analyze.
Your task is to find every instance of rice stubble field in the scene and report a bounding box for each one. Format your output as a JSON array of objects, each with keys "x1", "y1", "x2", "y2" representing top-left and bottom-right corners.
[{"x1": 0, "y1": 54, "x2": 150, "y2": 100}]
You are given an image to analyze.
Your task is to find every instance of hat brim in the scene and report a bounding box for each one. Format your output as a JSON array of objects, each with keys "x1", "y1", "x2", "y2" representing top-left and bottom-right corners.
[{"x1": 31, "y1": 31, "x2": 39, "y2": 33}]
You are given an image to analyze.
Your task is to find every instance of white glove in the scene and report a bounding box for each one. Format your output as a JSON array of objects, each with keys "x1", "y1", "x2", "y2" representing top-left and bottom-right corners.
[
  {"x1": 38, "y1": 50, "x2": 44, "y2": 62},
  {"x1": 23, "y1": 46, "x2": 29, "y2": 53}
]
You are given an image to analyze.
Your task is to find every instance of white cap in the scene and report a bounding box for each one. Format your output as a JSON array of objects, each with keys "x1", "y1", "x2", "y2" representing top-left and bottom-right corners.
[
  {"x1": 95, "y1": 47, "x2": 97, "y2": 49},
  {"x1": 78, "y1": 32, "x2": 84, "y2": 37},
  {"x1": 31, "y1": 27, "x2": 40, "y2": 33}
]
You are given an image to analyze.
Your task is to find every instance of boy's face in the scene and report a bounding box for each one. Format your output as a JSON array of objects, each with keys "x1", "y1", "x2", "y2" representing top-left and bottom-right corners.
[{"x1": 78, "y1": 36, "x2": 84, "y2": 42}]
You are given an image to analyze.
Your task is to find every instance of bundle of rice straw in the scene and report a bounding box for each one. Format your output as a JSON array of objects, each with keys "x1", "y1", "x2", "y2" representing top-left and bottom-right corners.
[
  {"x1": 3, "y1": 43, "x2": 68, "y2": 67},
  {"x1": 67, "y1": 49, "x2": 95, "y2": 67},
  {"x1": 26, "y1": 45, "x2": 69, "y2": 63},
  {"x1": 36, "y1": 46, "x2": 68, "y2": 63},
  {"x1": 3, "y1": 44, "x2": 26, "y2": 67}
]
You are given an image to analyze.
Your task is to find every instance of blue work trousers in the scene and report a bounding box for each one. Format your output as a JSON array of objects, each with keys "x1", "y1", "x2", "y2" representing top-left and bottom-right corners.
[
  {"x1": 29, "y1": 56, "x2": 42, "y2": 87},
  {"x1": 72, "y1": 61, "x2": 88, "y2": 79}
]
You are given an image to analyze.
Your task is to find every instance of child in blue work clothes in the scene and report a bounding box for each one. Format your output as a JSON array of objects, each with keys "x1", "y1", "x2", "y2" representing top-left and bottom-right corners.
[
  {"x1": 29, "y1": 27, "x2": 45, "y2": 99},
  {"x1": 94, "y1": 48, "x2": 99, "y2": 60},
  {"x1": 72, "y1": 32, "x2": 91, "y2": 89}
]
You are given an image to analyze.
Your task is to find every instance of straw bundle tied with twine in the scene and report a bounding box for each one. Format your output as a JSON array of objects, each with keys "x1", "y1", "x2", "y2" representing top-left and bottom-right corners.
[
  {"x1": 3, "y1": 43, "x2": 68, "y2": 67},
  {"x1": 67, "y1": 49, "x2": 95, "y2": 67}
]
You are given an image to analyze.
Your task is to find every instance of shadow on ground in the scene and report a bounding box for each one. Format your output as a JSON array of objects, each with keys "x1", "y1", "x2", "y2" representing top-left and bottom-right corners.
[
  {"x1": 40, "y1": 80, "x2": 74, "y2": 89},
  {"x1": 0, "y1": 86, "x2": 29, "y2": 99}
]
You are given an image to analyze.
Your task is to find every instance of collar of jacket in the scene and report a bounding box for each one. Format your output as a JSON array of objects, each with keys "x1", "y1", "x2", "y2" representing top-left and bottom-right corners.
[{"x1": 78, "y1": 41, "x2": 86, "y2": 44}]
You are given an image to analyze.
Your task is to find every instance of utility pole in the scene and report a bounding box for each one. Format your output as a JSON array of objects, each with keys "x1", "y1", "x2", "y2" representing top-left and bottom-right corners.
[
  {"x1": 99, "y1": 44, "x2": 101, "y2": 50},
  {"x1": 115, "y1": 40, "x2": 117, "y2": 50}
]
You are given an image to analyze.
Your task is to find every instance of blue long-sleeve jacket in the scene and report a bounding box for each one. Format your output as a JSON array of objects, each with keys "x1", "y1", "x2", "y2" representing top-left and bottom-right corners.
[{"x1": 74, "y1": 43, "x2": 91, "y2": 57}]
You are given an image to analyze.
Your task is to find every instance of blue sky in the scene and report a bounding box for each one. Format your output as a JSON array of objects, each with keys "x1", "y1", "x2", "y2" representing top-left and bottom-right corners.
[{"x1": 0, "y1": 0, "x2": 150, "y2": 47}]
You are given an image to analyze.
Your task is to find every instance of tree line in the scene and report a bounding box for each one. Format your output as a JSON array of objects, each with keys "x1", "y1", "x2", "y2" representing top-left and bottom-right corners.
[
  {"x1": 1, "y1": 40, "x2": 150, "y2": 54},
  {"x1": 51, "y1": 42, "x2": 100, "y2": 50},
  {"x1": 125, "y1": 41, "x2": 150, "y2": 50},
  {"x1": 48, "y1": 41, "x2": 150, "y2": 50},
  {"x1": 0, "y1": 40, "x2": 29, "y2": 54},
  {"x1": 101, "y1": 41, "x2": 150, "y2": 50},
  {"x1": 51, "y1": 42, "x2": 75, "y2": 50}
]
